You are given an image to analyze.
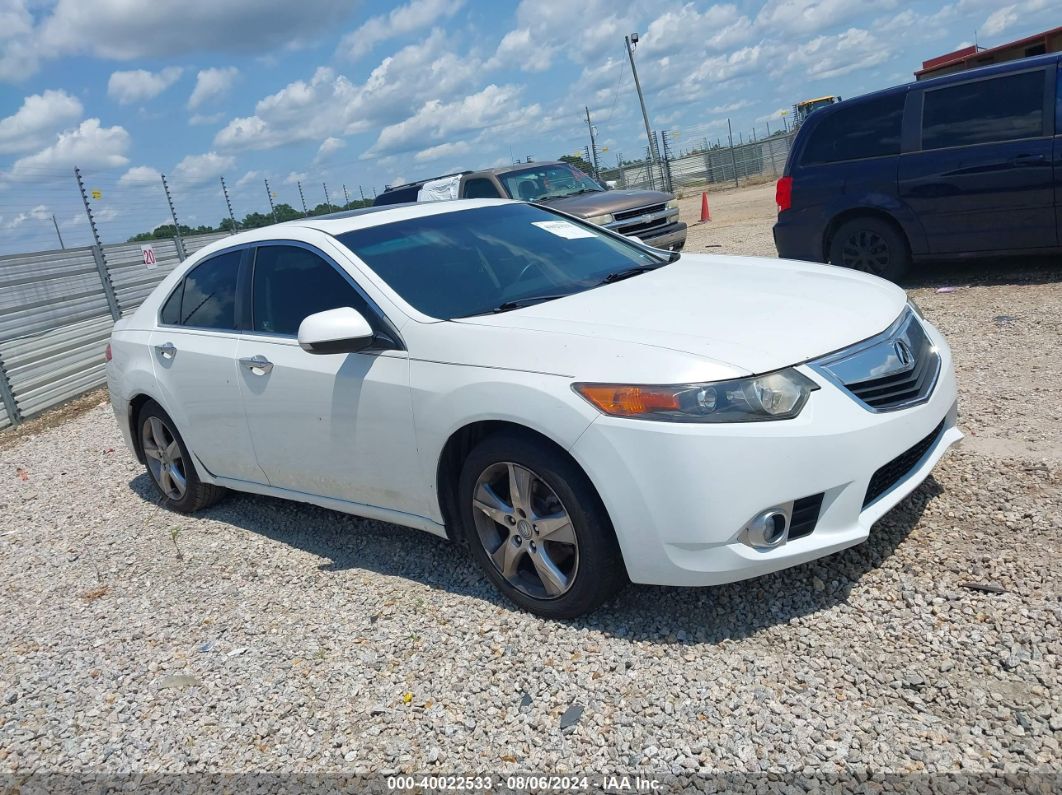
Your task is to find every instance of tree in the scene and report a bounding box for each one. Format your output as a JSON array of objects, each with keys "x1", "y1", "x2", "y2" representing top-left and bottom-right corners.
[{"x1": 559, "y1": 154, "x2": 594, "y2": 175}]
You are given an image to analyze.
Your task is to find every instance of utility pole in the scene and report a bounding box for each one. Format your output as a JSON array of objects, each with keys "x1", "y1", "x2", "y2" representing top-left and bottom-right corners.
[
  {"x1": 160, "y1": 173, "x2": 185, "y2": 259},
  {"x1": 342, "y1": 184, "x2": 350, "y2": 208},
  {"x1": 727, "y1": 118, "x2": 740, "y2": 188},
  {"x1": 359, "y1": 185, "x2": 366, "y2": 201},
  {"x1": 220, "y1": 176, "x2": 238, "y2": 232},
  {"x1": 51, "y1": 214, "x2": 65, "y2": 249},
  {"x1": 297, "y1": 181, "x2": 309, "y2": 215},
  {"x1": 323, "y1": 182, "x2": 332, "y2": 213},
  {"x1": 624, "y1": 34, "x2": 658, "y2": 182},
  {"x1": 584, "y1": 106, "x2": 601, "y2": 178},
  {"x1": 264, "y1": 178, "x2": 278, "y2": 224}
]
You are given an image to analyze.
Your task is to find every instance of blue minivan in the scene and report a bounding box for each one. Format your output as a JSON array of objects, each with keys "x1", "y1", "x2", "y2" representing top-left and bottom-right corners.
[{"x1": 773, "y1": 53, "x2": 1062, "y2": 281}]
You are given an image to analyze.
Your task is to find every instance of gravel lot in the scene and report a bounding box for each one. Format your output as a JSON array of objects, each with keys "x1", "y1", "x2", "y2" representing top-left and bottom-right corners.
[{"x1": 1, "y1": 184, "x2": 1059, "y2": 785}]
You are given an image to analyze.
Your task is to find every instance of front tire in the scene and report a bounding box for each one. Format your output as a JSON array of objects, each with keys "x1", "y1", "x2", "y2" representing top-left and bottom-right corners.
[
  {"x1": 458, "y1": 431, "x2": 625, "y2": 619},
  {"x1": 828, "y1": 216, "x2": 910, "y2": 282},
  {"x1": 137, "y1": 400, "x2": 226, "y2": 513}
]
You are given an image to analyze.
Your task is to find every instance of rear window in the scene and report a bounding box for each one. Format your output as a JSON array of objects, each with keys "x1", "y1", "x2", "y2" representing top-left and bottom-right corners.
[
  {"x1": 921, "y1": 70, "x2": 1045, "y2": 150},
  {"x1": 800, "y1": 93, "x2": 904, "y2": 165}
]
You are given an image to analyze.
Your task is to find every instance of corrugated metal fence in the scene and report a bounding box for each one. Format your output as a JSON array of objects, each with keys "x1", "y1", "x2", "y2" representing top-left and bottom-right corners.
[{"x1": 0, "y1": 231, "x2": 229, "y2": 430}]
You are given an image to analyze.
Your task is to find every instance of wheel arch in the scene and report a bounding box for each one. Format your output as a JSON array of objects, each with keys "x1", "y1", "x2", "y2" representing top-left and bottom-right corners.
[
  {"x1": 822, "y1": 207, "x2": 912, "y2": 264},
  {"x1": 435, "y1": 420, "x2": 612, "y2": 547}
]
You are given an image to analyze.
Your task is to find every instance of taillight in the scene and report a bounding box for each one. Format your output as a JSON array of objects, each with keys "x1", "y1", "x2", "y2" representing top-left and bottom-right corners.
[
  {"x1": 105, "y1": 343, "x2": 112, "y2": 362},
  {"x1": 775, "y1": 176, "x2": 793, "y2": 212}
]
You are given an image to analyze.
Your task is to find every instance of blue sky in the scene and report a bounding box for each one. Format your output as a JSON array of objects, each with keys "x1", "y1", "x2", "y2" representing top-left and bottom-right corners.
[{"x1": 0, "y1": 0, "x2": 1057, "y2": 253}]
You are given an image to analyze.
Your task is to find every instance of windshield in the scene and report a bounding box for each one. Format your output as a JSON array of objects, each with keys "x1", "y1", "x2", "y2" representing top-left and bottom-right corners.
[
  {"x1": 499, "y1": 164, "x2": 604, "y2": 202},
  {"x1": 336, "y1": 203, "x2": 664, "y2": 320}
]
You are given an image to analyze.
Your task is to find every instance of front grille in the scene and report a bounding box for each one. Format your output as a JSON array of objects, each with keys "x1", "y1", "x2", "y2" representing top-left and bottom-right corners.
[
  {"x1": 844, "y1": 332, "x2": 937, "y2": 410},
  {"x1": 812, "y1": 309, "x2": 940, "y2": 412},
  {"x1": 863, "y1": 419, "x2": 945, "y2": 508},
  {"x1": 788, "y1": 493, "x2": 825, "y2": 539},
  {"x1": 614, "y1": 202, "x2": 665, "y2": 221}
]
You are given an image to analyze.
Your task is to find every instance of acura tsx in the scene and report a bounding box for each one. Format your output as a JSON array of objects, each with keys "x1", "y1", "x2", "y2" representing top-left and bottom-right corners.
[{"x1": 106, "y1": 199, "x2": 960, "y2": 618}]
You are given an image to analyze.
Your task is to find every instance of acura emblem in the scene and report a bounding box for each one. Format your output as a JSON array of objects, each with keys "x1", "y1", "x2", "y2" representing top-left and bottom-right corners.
[{"x1": 894, "y1": 340, "x2": 914, "y2": 368}]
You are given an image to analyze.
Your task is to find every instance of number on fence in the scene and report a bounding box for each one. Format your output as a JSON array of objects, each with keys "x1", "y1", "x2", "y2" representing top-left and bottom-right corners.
[{"x1": 140, "y1": 244, "x2": 157, "y2": 269}]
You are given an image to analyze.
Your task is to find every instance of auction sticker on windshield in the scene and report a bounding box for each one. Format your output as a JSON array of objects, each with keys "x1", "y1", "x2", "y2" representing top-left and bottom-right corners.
[{"x1": 531, "y1": 220, "x2": 596, "y2": 240}]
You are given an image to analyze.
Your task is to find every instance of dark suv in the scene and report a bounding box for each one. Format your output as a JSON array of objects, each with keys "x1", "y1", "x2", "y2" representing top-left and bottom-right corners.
[{"x1": 773, "y1": 53, "x2": 1061, "y2": 281}]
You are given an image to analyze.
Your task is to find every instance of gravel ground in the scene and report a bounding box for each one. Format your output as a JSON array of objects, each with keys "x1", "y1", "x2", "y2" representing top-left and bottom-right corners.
[{"x1": 1, "y1": 185, "x2": 1059, "y2": 786}]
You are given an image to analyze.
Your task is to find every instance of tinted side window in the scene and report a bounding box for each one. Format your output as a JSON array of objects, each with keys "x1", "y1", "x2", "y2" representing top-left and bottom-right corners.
[
  {"x1": 922, "y1": 70, "x2": 1045, "y2": 150},
  {"x1": 160, "y1": 281, "x2": 183, "y2": 325},
  {"x1": 464, "y1": 178, "x2": 501, "y2": 198},
  {"x1": 801, "y1": 93, "x2": 904, "y2": 164},
  {"x1": 178, "y1": 250, "x2": 240, "y2": 329},
  {"x1": 252, "y1": 245, "x2": 369, "y2": 336}
]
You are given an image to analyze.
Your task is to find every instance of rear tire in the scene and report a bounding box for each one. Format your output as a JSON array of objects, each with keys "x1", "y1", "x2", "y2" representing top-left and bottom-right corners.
[
  {"x1": 458, "y1": 431, "x2": 626, "y2": 619},
  {"x1": 137, "y1": 400, "x2": 226, "y2": 513},
  {"x1": 828, "y1": 216, "x2": 910, "y2": 282}
]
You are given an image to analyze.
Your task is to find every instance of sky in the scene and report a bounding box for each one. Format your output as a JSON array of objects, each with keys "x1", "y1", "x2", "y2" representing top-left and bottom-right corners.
[{"x1": 0, "y1": 0, "x2": 1057, "y2": 253}]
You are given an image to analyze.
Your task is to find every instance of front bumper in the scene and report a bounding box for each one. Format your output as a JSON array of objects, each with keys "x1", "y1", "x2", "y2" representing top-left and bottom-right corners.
[
  {"x1": 641, "y1": 221, "x2": 687, "y2": 251},
  {"x1": 569, "y1": 322, "x2": 960, "y2": 586}
]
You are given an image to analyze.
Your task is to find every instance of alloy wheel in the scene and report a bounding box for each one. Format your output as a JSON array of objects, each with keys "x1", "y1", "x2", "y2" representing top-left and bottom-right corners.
[
  {"x1": 471, "y1": 462, "x2": 579, "y2": 599},
  {"x1": 141, "y1": 416, "x2": 188, "y2": 501},
  {"x1": 840, "y1": 229, "x2": 890, "y2": 275}
]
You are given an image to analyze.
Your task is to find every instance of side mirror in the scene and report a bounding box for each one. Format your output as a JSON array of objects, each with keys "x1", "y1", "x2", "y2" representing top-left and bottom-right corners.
[{"x1": 298, "y1": 307, "x2": 374, "y2": 355}]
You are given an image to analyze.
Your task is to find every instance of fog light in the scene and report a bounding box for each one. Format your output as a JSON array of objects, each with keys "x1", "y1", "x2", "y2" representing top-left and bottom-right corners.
[{"x1": 745, "y1": 508, "x2": 790, "y2": 549}]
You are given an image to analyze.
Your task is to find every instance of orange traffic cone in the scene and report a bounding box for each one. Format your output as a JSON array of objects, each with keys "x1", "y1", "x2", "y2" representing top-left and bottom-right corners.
[{"x1": 699, "y1": 191, "x2": 711, "y2": 223}]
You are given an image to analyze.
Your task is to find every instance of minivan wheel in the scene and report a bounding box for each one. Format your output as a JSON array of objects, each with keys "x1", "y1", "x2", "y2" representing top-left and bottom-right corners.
[
  {"x1": 828, "y1": 217, "x2": 910, "y2": 282},
  {"x1": 458, "y1": 431, "x2": 626, "y2": 619},
  {"x1": 137, "y1": 400, "x2": 226, "y2": 513}
]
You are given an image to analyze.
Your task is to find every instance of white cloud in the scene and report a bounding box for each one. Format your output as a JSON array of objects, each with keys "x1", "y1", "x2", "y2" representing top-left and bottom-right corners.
[
  {"x1": 338, "y1": 0, "x2": 463, "y2": 61},
  {"x1": 0, "y1": 0, "x2": 37, "y2": 81},
  {"x1": 235, "y1": 170, "x2": 259, "y2": 188},
  {"x1": 314, "y1": 136, "x2": 346, "y2": 163},
  {"x1": 2, "y1": 204, "x2": 50, "y2": 230},
  {"x1": 8, "y1": 119, "x2": 131, "y2": 180},
  {"x1": 284, "y1": 171, "x2": 307, "y2": 185},
  {"x1": 0, "y1": 90, "x2": 83, "y2": 155},
  {"x1": 981, "y1": 5, "x2": 1019, "y2": 37},
  {"x1": 118, "y1": 165, "x2": 161, "y2": 186},
  {"x1": 189, "y1": 112, "x2": 225, "y2": 126},
  {"x1": 107, "y1": 67, "x2": 183, "y2": 104},
  {"x1": 756, "y1": 0, "x2": 895, "y2": 35},
  {"x1": 215, "y1": 30, "x2": 484, "y2": 151},
  {"x1": 188, "y1": 66, "x2": 239, "y2": 109},
  {"x1": 786, "y1": 27, "x2": 889, "y2": 80},
  {"x1": 172, "y1": 151, "x2": 234, "y2": 185},
  {"x1": 414, "y1": 140, "x2": 472, "y2": 162}
]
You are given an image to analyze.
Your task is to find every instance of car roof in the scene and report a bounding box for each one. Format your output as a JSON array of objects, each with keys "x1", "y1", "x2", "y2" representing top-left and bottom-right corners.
[{"x1": 209, "y1": 198, "x2": 517, "y2": 246}]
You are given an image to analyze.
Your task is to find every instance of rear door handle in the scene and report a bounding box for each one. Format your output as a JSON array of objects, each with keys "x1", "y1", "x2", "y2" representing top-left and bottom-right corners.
[
  {"x1": 1010, "y1": 153, "x2": 1046, "y2": 165},
  {"x1": 154, "y1": 342, "x2": 176, "y2": 360},
  {"x1": 239, "y1": 355, "x2": 274, "y2": 375}
]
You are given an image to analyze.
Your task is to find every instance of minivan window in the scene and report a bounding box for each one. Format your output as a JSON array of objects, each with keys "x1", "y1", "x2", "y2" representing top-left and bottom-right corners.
[
  {"x1": 163, "y1": 250, "x2": 241, "y2": 329},
  {"x1": 800, "y1": 92, "x2": 904, "y2": 165},
  {"x1": 251, "y1": 245, "x2": 371, "y2": 336},
  {"x1": 921, "y1": 70, "x2": 1045, "y2": 150}
]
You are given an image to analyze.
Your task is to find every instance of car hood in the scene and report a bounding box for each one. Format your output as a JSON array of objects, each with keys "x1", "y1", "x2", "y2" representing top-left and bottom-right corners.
[
  {"x1": 448, "y1": 255, "x2": 907, "y2": 379},
  {"x1": 537, "y1": 189, "x2": 673, "y2": 217}
]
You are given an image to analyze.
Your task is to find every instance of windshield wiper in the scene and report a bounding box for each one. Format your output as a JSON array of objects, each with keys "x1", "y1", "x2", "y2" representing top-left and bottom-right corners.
[
  {"x1": 598, "y1": 263, "x2": 666, "y2": 285},
  {"x1": 455, "y1": 294, "x2": 571, "y2": 318}
]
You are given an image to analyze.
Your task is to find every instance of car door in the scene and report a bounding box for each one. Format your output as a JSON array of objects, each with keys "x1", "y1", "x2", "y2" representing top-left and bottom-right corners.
[
  {"x1": 149, "y1": 247, "x2": 266, "y2": 483},
  {"x1": 898, "y1": 65, "x2": 1056, "y2": 254},
  {"x1": 234, "y1": 240, "x2": 425, "y2": 516}
]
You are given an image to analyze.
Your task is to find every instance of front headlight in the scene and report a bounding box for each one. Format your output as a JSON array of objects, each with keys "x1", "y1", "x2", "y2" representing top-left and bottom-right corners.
[
  {"x1": 573, "y1": 368, "x2": 819, "y2": 423},
  {"x1": 585, "y1": 212, "x2": 614, "y2": 226},
  {"x1": 666, "y1": 198, "x2": 679, "y2": 211}
]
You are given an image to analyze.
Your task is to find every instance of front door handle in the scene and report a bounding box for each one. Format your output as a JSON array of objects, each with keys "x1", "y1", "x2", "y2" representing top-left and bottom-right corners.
[
  {"x1": 154, "y1": 342, "x2": 176, "y2": 360},
  {"x1": 239, "y1": 355, "x2": 274, "y2": 375},
  {"x1": 1010, "y1": 153, "x2": 1046, "y2": 166}
]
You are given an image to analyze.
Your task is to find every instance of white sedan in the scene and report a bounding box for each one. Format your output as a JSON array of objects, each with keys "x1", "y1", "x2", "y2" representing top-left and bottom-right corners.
[{"x1": 107, "y1": 199, "x2": 960, "y2": 618}]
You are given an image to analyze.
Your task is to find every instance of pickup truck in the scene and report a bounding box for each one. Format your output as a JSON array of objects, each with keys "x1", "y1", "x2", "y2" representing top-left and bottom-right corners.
[{"x1": 373, "y1": 161, "x2": 687, "y2": 251}]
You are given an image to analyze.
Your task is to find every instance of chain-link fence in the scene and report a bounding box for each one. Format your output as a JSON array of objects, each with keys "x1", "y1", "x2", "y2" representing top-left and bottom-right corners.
[{"x1": 601, "y1": 130, "x2": 795, "y2": 194}]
